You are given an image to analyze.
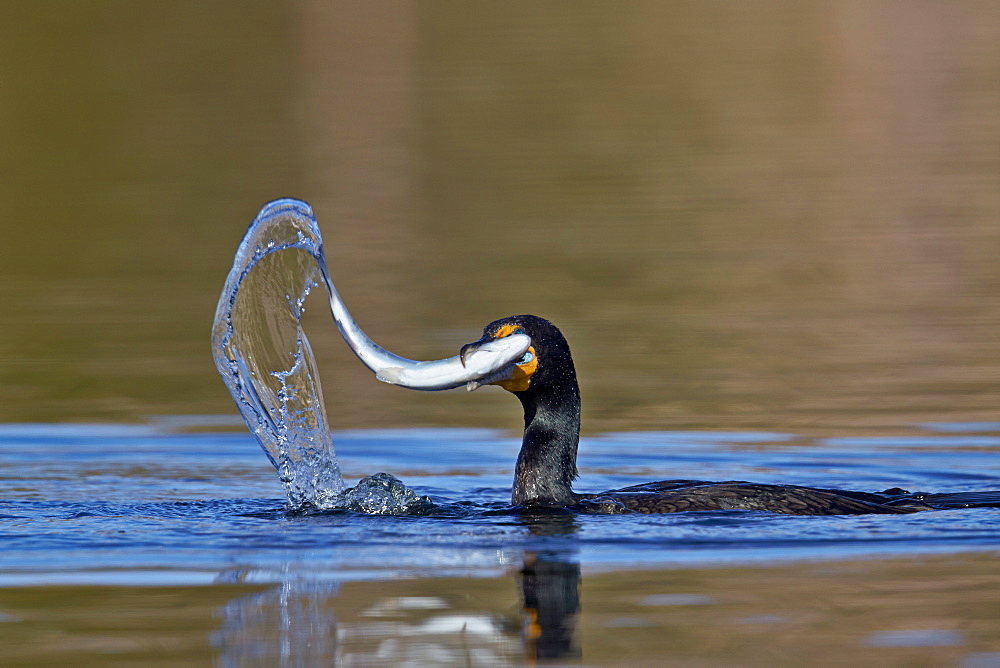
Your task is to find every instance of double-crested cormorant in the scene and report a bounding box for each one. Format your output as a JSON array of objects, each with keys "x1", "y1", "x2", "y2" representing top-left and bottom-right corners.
[{"x1": 458, "y1": 315, "x2": 998, "y2": 515}]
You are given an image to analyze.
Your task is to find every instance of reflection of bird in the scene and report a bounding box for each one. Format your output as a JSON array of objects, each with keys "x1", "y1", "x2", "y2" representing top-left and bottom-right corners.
[
  {"x1": 460, "y1": 315, "x2": 998, "y2": 515},
  {"x1": 519, "y1": 552, "x2": 580, "y2": 660}
]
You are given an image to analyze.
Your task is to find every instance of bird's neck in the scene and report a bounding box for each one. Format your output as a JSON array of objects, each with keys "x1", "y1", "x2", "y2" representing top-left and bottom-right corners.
[{"x1": 513, "y1": 383, "x2": 580, "y2": 506}]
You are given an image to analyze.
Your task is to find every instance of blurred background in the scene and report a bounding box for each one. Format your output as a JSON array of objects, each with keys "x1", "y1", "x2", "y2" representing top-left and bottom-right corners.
[{"x1": 0, "y1": 1, "x2": 997, "y2": 433}]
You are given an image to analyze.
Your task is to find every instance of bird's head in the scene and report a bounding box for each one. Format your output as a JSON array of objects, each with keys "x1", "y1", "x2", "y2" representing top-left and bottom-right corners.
[{"x1": 460, "y1": 315, "x2": 574, "y2": 395}]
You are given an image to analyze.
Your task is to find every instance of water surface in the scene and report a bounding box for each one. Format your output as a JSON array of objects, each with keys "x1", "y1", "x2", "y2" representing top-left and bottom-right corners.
[{"x1": 3, "y1": 421, "x2": 1000, "y2": 663}]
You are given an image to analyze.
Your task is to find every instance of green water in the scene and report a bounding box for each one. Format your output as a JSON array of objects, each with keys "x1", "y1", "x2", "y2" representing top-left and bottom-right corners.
[{"x1": 1, "y1": 2, "x2": 997, "y2": 431}]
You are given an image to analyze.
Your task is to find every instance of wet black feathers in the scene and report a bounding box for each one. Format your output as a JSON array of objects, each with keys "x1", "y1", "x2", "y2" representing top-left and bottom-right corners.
[{"x1": 481, "y1": 315, "x2": 995, "y2": 515}]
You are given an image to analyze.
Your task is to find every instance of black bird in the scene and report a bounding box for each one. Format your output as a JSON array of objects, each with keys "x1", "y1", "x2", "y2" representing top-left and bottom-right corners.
[{"x1": 459, "y1": 315, "x2": 1000, "y2": 515}]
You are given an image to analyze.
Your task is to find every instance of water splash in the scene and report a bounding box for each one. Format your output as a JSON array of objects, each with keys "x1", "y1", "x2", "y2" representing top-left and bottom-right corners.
[
  {"x1": 212, "y1": 199, "x2": 344, "y2": 509},
  {"x1": 212, "y1": 199, "x2": 528, "y2": 513},
  {"x1": 336, "y1": 472, "x2": 433, "y2": 515}
]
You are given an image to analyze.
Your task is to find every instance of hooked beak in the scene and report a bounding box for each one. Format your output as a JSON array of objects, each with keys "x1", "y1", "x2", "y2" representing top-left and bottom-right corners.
[
  {"x1": 460, "y1": 336, "x2": 512, "y2": 391},
  {"x1": 460, "y1": 334, "x2": 535, "y2": 392},
  {"x1": 460, "y1": 336, "x2": 490, "y2": 368}
]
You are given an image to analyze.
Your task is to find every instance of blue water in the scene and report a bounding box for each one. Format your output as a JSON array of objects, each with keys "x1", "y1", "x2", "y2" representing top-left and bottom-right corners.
[{"x1": 3, "y1": 419, "x2": 999, "y2": 587}]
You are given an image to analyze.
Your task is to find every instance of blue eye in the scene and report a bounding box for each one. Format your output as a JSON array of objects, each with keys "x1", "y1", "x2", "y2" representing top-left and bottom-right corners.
[{"x1": 513, "y1": 327, "x2": 525, "y2": 335}]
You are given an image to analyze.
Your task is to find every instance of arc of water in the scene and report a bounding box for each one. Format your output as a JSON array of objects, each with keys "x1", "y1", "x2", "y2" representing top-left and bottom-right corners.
[
  {"x1": 212, "y1": 200, "x2": 344, "y2": 508},
  {"x1": 212, "y1": 198, "x2": 529, "y2": 509}
]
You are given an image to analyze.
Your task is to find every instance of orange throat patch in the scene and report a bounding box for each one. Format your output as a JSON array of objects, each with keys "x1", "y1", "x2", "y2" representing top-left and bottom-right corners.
[{"x1": 490, "y1": 324, "x2": 537, "y2": 393}]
